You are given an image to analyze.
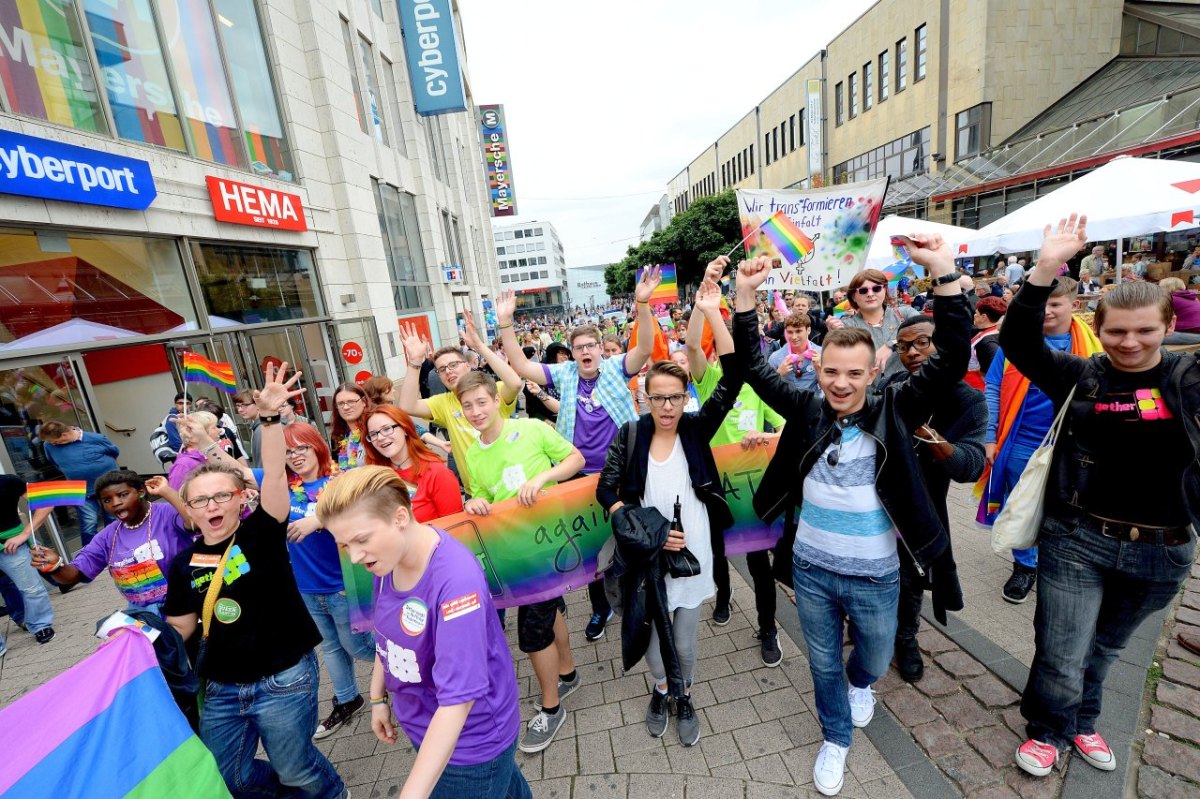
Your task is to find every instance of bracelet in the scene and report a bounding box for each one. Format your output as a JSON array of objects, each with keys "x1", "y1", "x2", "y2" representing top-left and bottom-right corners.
[
  {"x1": 497, "y1": 322, "x2": 513, "y2": 330},
  {"x1": 636, "y1": 300, "x2": 649, "y2": 306},
  {"x1": 369, "y1": 696, "x2": 388, "y2": 706},
  {"x1": 408, "y1": 361, "x2": 423, "y2": 369},
  {"x1": 259, "y1": 413, "x2": 282, "y2": 426},
  {"x1": 203, "y1": 442, "x2": 219, "y2": 455}
]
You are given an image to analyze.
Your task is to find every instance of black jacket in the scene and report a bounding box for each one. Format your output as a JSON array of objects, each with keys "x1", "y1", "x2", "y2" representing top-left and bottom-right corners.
[
  {"x1": 733, "y1": 291, "x2": 974, "y2": 578},
  {"x1": 999, "y1": 281, "x2": 1200, "y2": 532}
]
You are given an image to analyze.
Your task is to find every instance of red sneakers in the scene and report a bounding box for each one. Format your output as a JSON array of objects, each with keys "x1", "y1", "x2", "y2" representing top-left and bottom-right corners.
[
  {"x1": 1015, "y1": 739, "x2": 1059, "y2": 777},
  {"x1": 1073, "y1": 733, "x2": 1116, "y2": 771}
]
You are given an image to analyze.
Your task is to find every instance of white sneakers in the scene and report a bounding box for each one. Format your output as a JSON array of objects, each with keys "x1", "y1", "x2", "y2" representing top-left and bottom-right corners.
[
  {"x1": 813, "y1": 741, "x2": 849, "y2": 796},
  {"x1": 848, "y1": 686, "x2": 876, "y2": 728}
]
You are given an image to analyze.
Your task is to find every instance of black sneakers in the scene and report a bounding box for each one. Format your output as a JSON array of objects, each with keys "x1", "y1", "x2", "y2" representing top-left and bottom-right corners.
[
  {"x1": 313, "y1": 695, "x2": 364, "y2": 740},
  {"x1": 756, "y1": 629, "x2": 782, "y2": 667},
  {"x1": 584, "y1": 610, "x2": 613, "y2": 642},
  {"x1": 711, "y1": 602, "x2": 731, "y2": 626},
  {"x1": 34, "y1": 627, "x2": 54, "y2": 645},
  {"x1": 1003, "y1": 563, "x2": 1037, "y2": 604},
  {"x1": 895, "y1": 635, "x2": 924, "y2": 683}
]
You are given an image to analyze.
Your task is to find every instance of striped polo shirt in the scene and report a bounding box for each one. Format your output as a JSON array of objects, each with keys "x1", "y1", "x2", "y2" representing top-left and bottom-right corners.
[{"x1": 795, "y1": 423, "x2": 899, "y2": 577}]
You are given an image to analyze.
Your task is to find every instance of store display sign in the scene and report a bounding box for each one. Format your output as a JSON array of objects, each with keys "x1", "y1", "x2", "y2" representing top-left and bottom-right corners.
[
  {"x1": 477, "y1": 104, "x2": 516, "y2": 217},
  {"x1": 0, "y1": 130, "x2": 156, "y2": 210},
  {"x1": 205, "y1": 176, "x2": 307, "y2": 231},
  {"x1": 397, "y1": 0, "x2": 467, "y2": 115}
]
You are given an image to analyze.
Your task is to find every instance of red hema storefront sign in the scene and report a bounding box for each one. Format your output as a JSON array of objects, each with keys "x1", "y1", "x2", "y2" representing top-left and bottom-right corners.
[{"x1": 205, "y1": 176, "x2": 307, "y2": 231}]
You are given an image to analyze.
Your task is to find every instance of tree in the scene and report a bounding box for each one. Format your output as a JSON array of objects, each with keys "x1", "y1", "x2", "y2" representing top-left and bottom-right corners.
[{"x1": 605, "y1": 191, "x2": 744, "y2": 296}]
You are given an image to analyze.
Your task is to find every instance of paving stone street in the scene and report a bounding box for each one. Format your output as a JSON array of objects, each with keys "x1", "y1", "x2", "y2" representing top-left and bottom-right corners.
[{"x1": 1, "y1": 483, "x2": 1197, "y2": 798}]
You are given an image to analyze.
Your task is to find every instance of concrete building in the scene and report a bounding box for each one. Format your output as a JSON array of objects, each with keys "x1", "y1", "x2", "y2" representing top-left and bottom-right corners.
[
  {"x1": 667, "y1": 0, "x2": 1200, "y2": 230},
  {"x1": 565, "y1": 265, "x2": 610, "y2": 310},
  {"x1": 639, "y1": 194, "x2": 671, "y2": 242},
  {"x1": 0, "y1": 0, "x2": 501, "y2": 547},
  {"x1": 491, "y1": 219, "x2": 567, "y2": 315}
]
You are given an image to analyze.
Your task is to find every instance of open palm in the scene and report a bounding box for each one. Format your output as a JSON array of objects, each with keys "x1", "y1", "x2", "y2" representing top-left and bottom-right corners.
[
  {"x1": 256, "y1": 362, "x2": 303, "y2": 412},
  {"x1": 635, "y1": 265, "x2": 662, "y2": 303},
  {"x1": 400, "y1": 323, "x2": 425, "y2": 364},
  {"x1": 694, "y1": 279, "x2": 721, "y2": 313}
]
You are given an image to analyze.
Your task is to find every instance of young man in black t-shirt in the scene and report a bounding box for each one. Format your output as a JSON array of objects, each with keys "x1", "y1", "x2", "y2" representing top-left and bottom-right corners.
[{"x1": 1001, "y1": 215, "x2": 1200, "y2": 779}]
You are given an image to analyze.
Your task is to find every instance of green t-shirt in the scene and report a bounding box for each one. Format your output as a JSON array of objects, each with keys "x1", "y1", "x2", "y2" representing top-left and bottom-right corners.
[
  {"x1": 465, "y1": 418, "x2": 575, "y2": 502},
  {"x1": 694, "y1": 359, "x2": 784, "y2": 448}
]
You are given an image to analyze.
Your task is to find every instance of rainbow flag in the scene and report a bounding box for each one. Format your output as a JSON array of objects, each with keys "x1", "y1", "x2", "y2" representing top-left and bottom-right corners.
[
  {"x1": 636, "y1": 263, "x2": 679, "y2": 304},
  {"x1": 182, "y1": 353, "x2": 237, "y2": 393},
  {"x1": 0, "y1": 630, "x2": 231, "y2": 798},
  {"x1": 832, "y1": 300, "x2": 851, "y2": 318},
  {"x1": 760, "y1": 211, "x2": 815, "y2": 265},
  {"x1": 26, "y1": 481, "x2": 87, "y2": 511}
]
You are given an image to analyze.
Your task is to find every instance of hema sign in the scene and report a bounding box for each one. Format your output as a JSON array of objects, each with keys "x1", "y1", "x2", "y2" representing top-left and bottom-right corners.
[
  {"x1": 397, "y1": 0, "x2": 467, "y2": 116},
  {"x1": 205, "y1": 176, "x2": 307, "y2": 232},
  {"x1": 0, "y1": 130, "x2": 156, "y2": 210}
]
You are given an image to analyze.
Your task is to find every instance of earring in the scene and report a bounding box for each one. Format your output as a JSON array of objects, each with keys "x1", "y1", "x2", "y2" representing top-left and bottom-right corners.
[{"x1": 139, "y1": 494, "x2": 146, "y2": 498}]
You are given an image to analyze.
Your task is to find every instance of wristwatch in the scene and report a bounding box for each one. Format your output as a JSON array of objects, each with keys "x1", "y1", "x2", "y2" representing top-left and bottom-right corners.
[
  {"x1": 931, "y1": 272, "x2": 962, "y2": 287},
  {"x1": 259, "y1": 413, "x2": 282, "y2": 426}
]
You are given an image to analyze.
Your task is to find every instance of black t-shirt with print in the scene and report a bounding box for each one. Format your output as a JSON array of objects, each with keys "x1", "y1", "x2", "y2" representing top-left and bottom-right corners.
[
  {"x1": 163, "y1": 505, "x2": 321, "y2": 683},
  {"x1": 1077, "y1": 363, "x2": 1192, "y2": 527},
  {"x1": 0, "y1": 475, "x2": 25, "y2": 531}
]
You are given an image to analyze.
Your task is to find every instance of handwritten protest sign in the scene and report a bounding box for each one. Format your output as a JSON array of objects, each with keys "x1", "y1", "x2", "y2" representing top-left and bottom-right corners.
[{"x1": 344, "y1": 439, "x2": 783, "y2": 631}]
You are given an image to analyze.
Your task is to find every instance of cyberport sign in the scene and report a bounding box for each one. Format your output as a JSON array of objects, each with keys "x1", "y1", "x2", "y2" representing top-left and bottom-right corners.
[
  {"x1": 0, "y1": 130, "x2": 156, "y2": 210},
  {"x1": 478, "y1": 104, "x2": 517, "y2": 217},
  {"x1": 397, "y1": 0, "x2": 466, "y2": 116}
]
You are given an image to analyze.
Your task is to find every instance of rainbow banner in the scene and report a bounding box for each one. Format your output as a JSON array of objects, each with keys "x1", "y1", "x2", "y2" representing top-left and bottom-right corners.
[
  {"x1": 0, "y1": 630, "x2": 231, "y2": 798},
  {"x1": 182, "y1": 353, "x2": 237, "y2": 393},
  {"x1": 26, "y1": 481, "x2": 87, "y2": 511},
  {"x1": 760, "y1": 211, "x2": 815, "y2": 266},
  {"x1": 345, "y1": 440, "x2": 784, "y2": 632},
  {"x1": 636, "y1": 263, "x2": 679, "y2": 305}
]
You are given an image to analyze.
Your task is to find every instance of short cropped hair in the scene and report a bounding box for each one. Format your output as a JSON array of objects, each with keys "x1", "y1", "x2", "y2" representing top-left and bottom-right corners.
[
  {"x1": 1095, "y1": 281, "x2": 1174, "y2": 329},
  {"x1": 821, "y1": 327, "x2": 875, "y2": 356},
  {"x1": 453, "y1": 371, "x2": 498, "y2": 400},
  {"x1": 433, "y1": 346, "x2": 462, "y2": 364},
  {"x1": 975, "y1": 296, "x2": 1008, "y2": 323},
  {"x1": 1048, "y1": 276, "x2": 1078, "y2": 300},
  {"x1": 568, "y1": 325, "x2": 601, "y2": 347},
  {"x1": 645, "y1": 360, "x2": 690, "y2": 393},
  {"x1": 784, "y1": 312, "x2": 812, "y2": 330},
  {"x1": 317, "y1": 465, "x2": 412, "y2": 526}
]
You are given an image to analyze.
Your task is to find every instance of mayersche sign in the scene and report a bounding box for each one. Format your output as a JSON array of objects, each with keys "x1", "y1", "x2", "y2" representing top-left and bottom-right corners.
[
  {"x1": 397, "y1": 0, "x2": 467, "y2": 116},
  {"x1": 0, "y1": 130, "x2": 156, "y2": 211}
]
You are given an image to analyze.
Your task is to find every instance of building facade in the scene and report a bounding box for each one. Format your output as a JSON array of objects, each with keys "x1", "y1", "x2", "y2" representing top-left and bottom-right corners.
[
  {"x1": 565, "y1": 264, "x2": 610, "y2": 311},
  {"x1": 491, "y1": 219, "x2": 567, "y2": 315},
  {"x1": 0, "y1": 0, "x2": 501, "y2": 548},
  {"x1": 667, "y1": 0, "x2": 1199, "y2": 228}
]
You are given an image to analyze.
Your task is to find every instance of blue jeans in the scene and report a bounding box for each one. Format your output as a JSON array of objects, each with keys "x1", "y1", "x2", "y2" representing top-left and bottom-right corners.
[
  {"x1": 201, "y1": 650, "x2": 346, "y2": 799},
  {"x1": 77, "y1": 497, "x2": 106, "y2": 548},
  {"x1": 0, "y1": 570, "x2": 24, "y2": 623},
  {"x1": 0, "y1": 544, "x2": 54, "y2": 642},
  {"x1": 1022, "y1": 515, "x2": 1195, "y2": 750},
  {"x1": 301, "y1": 592, "x2": 375, "y2": 705},
  {"x1": 793, "y1": 555, "x2": 899, "y2": 748},
  {"x1": 428, "y1": 740, "x2": 531, "y2": 799}
]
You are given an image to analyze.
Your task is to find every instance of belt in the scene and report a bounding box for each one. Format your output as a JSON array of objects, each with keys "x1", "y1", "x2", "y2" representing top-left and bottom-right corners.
[{"x1": 1086, "y1": 515, "x2": 1191, "y2": 546}]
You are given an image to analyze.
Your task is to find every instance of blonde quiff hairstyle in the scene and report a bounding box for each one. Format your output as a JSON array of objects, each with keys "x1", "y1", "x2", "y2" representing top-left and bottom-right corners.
[{"x1": 316, "y1": 465, "x2": 413, "y2": 526}]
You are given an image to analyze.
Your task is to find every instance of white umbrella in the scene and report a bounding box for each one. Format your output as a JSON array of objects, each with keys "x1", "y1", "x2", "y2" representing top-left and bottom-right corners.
[
  {"x1": 865, "y1": 215, "x2": 985, "y2": 271},
  {"x1": 0, "y1": 318, "x2": 140, "y2": 351},
  {"x1": 970, "y1": 156, "x2": 1200, "y2": 260}
]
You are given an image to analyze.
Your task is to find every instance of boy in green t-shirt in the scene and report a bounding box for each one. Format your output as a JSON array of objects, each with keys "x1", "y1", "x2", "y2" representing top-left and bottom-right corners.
[{"x1": 456, "y1": 371, "x2": 585, "y2": 754}]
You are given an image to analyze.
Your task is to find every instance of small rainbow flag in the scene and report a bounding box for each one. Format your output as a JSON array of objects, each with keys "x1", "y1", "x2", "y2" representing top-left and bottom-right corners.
[
  {"x1": 27, "y1": 481, "x2": 87, "y2": 511},
  {"x1": 832, "y1": 300, "x2": 851, "y2": 318},
  {"x1": 182, "y1": 353, "x2": 237, "y2": 394},
  {"x1": 760, "y1": 211, "x2": 815, "y2": 265},
  {"x1": 636, "y1": 263, "x2": 679, "y2": 305}
]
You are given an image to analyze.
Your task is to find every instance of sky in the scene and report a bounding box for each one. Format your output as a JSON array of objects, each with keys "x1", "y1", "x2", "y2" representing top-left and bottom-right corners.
[{"x1": 457, "y1": 0, "x2": 877, "y2": 269}]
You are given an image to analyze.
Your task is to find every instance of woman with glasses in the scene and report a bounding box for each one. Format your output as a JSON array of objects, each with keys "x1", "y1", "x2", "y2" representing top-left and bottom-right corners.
[
  {"x1": 596, "y1": 278, "x2": 742, "y2": 747},
  {"x1": 841, "y1": 268, "x2": 920, "y2": 373},
  {"x1": 363, "y1": 405, "x2": 463, "y2": 522},
  {"x1": 330, "y1": 382, "x2": 370, "y2": 470},
  {"x1": 163, "y1": 364, "x2": 346, "y2": 799}
]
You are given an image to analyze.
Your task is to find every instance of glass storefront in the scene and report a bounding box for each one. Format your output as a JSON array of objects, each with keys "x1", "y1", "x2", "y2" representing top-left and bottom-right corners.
[{"x1": 191, "y1": 241, "x2": 323, "y2": 325}]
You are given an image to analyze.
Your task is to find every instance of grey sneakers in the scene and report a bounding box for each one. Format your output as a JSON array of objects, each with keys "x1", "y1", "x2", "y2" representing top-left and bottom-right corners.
[{"x1": 519, "y1": 705, "x2": 566, "y2": 753}]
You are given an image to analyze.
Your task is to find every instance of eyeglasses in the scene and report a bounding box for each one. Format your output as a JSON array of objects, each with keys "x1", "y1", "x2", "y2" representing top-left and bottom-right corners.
[
  {"x1": 648, "y1": 393, "x2": 687, "y2": 408},
  {"x1": 572, "y1": 342, "x2": 599, "y2": 353},
  {"x1": 434, "y1": 360, "x2": 467, "y2": 375},
  {"x1": 235, "y1": 402, "x2": 255, "y2": 409},
  {"x1": 366, "y1": 423, "x2": 401, "y2": 442},
  {"x1": 335, "y1": 398, "x2": 363, "y2": 409},
  {"x1": 184, "y1": 489, "x2": 242, "y2": 510},
  {"x1": 895, "y1": 336, "x2": 933, "y2": 353},
  {"x1": 855, "y1": 284, "x2": 886, "y2": 296},
  {"x1": 284, "y1": 445, "x2": 311, "y2": 459}
]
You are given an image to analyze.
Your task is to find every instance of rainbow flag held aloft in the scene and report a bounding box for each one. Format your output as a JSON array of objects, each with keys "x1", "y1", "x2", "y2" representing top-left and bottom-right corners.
[
  {"x1": 0, "y1": 630, "x2": 231, "y2": 798},
  {"x1": 760, "y1": 211, "x2": 815, "y2": 265},
  {"x1": 182, "y1": 353, "x2": 237, "y2": 393},
  {"x1": 26, "y1": 481, "x2": 87, "y2": 511},
  {"x1": 832, "y1": 300, "x2": 852, "y2": 318},
  {"x1": 636, "y1": 263, "x2": 678, "y2": 305}
]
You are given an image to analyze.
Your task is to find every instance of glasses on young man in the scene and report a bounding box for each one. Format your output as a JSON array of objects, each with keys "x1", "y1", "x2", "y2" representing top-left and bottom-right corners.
[
  {"x1": 647, "y1": 393, "x2": 687, "y2": 408},
  {"x1": 895, "y1": 336, "x2": 933, "y2": 353},
  {"x1": 184, "y1": 490, "x2": 242, "y2": 510},
  {"x1": 366, "y1": 423, "x2": 401, "y2": 442},
  {"x1": 572, "y1": 342, "x2": 599, "y2": 353},
  {"x1": 434, "y1": 360, "x2": 467, "y2": 375},
  {"x1": 855, "y1": 284, "x2": 886, "y2": 296}
]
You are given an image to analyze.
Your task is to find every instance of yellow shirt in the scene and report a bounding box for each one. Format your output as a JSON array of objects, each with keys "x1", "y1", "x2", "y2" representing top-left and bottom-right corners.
[{"x1": 425, "y1": 381, "x2": 517, "y2": 494}]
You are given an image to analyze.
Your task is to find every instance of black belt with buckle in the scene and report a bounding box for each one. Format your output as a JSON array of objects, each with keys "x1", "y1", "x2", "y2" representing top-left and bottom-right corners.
[{"x1": 1087, "y1": 515, "x2": 1191, "y2": 546}]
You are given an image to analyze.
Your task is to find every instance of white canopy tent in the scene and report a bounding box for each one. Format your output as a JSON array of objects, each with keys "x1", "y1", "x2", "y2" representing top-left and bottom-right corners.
[
  {"x1": 865, "y1": 215, "x2": 986, "y2": 272},
  {"x1": 969, "y1": 156, "x2": 1200, "y2": 277},
  {"x1": 0, "y1": 319, "x2": 140, "y2": 351}
]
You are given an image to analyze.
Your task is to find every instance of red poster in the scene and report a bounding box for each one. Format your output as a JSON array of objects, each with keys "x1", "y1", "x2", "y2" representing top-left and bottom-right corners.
[
  {"x1": 205, "y1": 176, "x2": 307, "y2": 232},
  {"x1": 354, "y1": 370, "x2": 372, "y2": 385},
  {"x1": 341, "y1": 341, "x2": 364, "y2": 365},
  {"x1": 397, "y1": 314, "x2": 434, "y2": 346}
]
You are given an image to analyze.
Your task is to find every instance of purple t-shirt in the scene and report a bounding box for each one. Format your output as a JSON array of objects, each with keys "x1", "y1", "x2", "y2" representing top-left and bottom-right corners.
[
  {"x1": 72, "y1": 501, "x2": 193, "y2": 607},
  {"x1": 541, "y1": 365, "x2": 629, "y2": 474},
  {"x1": 373, "y1": 529, "x2": 519, "y2": 765}
]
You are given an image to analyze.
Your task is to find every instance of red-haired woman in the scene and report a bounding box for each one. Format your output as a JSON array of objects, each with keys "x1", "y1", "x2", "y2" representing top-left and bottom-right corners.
[
  {"x1": 252, "y1": 421, "x2": 374, "y2": 739},
  {"x1": 329, "y1": 382, "x2": 370, "y2": 470},
  {"x1": 363, "y1": 405, "x2": 463, "y2": 522}
]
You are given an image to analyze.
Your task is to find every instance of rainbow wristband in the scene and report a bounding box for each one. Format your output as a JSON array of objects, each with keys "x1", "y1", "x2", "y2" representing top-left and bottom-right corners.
[{"x1": 370, "y1": 696, "x2": 388, "y2": 706}]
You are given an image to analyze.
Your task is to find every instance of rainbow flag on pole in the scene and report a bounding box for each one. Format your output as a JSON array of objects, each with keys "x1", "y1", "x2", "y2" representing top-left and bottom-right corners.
[
  {"x1": 760, "y1": 211, "x2": 815, "y2": 265},
  {"x1": 636, "y1": 263, "x2": 679, "y2": 304},
  {"x1": 182, "y1": 353, "x2": 237, "y2": 393},
  {"x1": 26, "y1": 480, "x2": 87, "y2": 511},
  {"x1": 0, "y1": 630, "x2": 231, "y2": 798}
]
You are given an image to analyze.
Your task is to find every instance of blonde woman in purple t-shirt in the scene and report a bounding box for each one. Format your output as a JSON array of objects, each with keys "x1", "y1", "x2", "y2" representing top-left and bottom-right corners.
[{"x1": 317, "y1": 466, "x2": 529, "y2": 799}]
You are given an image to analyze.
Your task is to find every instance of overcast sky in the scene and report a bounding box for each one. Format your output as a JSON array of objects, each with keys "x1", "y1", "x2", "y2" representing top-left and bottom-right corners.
[{"x1": 457, "y1": 0, "x2": 876, "y2": 269}]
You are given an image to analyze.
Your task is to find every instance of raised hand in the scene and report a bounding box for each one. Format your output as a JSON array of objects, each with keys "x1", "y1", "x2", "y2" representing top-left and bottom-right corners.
[
  {"x1": 901, "y1": 234, "x2": 954, "y2": 277},
  {"x1": 400, "y1": 322, "x2": 426, "y2": 366},
  {"x1": 461, "y1": 308, "x2": 487, "y2": 352},
  {"x1": 255, "y1": 361, "x2": 304, "y2": 413},
  {"x1": 174, "y1": 414, "x2": 214, "y2": 449},
  {"x1": 694, "y1": 279, "x2": 721, "y2": 314},
  {"x1": 634, "y1": 265, "x2": 662, "y2": 303},
  {"x1": 704, "y1": 256, "x2": 729, "y2": 284},
  {"x1": 145, "y1": 476, "x2": 170, "y2": 496},
  {"x1": 1038, "y1": 214, "x2": 1089, "y2": 269},
  {"x1": 737, "y1": 255, "x2": 774, "y2": 290},
  {"x1": 496, "y1": 290, "x2": 517, "y2": 324}
]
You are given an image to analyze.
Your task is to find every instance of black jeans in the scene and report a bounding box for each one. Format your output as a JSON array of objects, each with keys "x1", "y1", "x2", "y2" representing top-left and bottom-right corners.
[
  {"x1": 896, "y1": 554, "x2": 925, "y2": 642},
  {"x1": 711, "y1": 526, "x2": 778, "y2": 634}
]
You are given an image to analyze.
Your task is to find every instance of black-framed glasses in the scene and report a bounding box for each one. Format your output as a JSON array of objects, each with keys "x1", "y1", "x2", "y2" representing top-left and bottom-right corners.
[
  {"x1": 184, "y1": 489, "x2": 242, "y2": 510},
  {"x1": 434, "y1": 360, "x2": 467, "y2": 375},
  {"x1": 366, "y1": 423, "x2": 401, "y2": 442},
  {"x1": 572, "y1": 342, "x2": 599, "y2": 353},
  {"x1": 647, "y1": 393, "x2": 687, "y2": 408},
  {"x1": 895, "y1": 336, "x2": 933, "y2": 353},
  {"x1": 335, "y1": 398, "x2": 363, "y2": 409},
  {"x1": 284, "y1": 445, "x2": 311, "y2": 459},
  {"x1": 855, "y1": 284, "x2": 886, "y2": 296}
]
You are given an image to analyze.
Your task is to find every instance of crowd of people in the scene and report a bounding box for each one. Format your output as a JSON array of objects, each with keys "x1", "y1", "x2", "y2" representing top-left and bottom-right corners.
[{"x1": 0, "y1": 215, "x2": 1196, "y2": 798}]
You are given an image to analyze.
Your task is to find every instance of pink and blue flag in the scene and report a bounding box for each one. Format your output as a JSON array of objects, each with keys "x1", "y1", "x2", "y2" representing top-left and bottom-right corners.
[{"x1": 0, "y1": 630, "x2": 231, "y2": 798}]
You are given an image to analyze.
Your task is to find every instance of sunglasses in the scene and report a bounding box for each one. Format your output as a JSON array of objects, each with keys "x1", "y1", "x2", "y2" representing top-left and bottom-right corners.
[
  {"x1": 825, "y1": 425, "x2": 844, "y2": 467},
  {"x1": 855, "y1": 284, "x2": 886, "y2": 296}
]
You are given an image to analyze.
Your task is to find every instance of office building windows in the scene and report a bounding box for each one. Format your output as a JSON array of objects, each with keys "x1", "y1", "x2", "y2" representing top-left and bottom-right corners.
[
  {"x1": 341, "y1": 18, "x2": 369, "y2": 134},
  {"x1": 832, "y1": 127, "x2": 930, "y2": 185},
  {"x1": 955, "y1": 103, "x2": 992, "y2": 161},
  {"x1": 373, "y1": 181, "x2": 433, "y2": 310},
  {"x1": 381, "y1": 58, "x2": 408, "y2": 157},
  {"x1": 864, "y1": 62, "x2": 874, "y2": 110},
  {"x1": 897, "y1": 37, "x2": 908, "y2": 92},
  {"x1": 879, "y1": 50, "x2": 891, "y2": 102},
  {"x1": 849, "y1": 72, "x2": 859, "y2": 119},
  {"x1": 359, "y1": 36, "x2": 389, "y2": 144},
  {"x1": 789, "y1": 114, "x2": 796, "y2": 150},
  {"x1": 835, "y1": 81, "x2": 844, "y2": 126},
  {"x1": 764, "y1": 133, "x2": 772, "y2": 165},
  {"x1": 916, "y1": 24, "x2": 928, "y2": 81}
]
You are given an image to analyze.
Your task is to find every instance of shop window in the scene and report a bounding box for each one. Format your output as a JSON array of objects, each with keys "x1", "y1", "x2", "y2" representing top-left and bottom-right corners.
[
  {"x1": 0, "y1": 228, "x2": 198, "y2": 350},
  {"x1": 341, "y1": 18, "x2": 368, "y2": 134},
  {"x1": 915, "y1": 24, "x2": 927, "y2": 82},
  {"x1": 0, "y1": 0, "x2": 107, "y2": 133},
  {"x1": 359, "y1": 35, "x2": 388, "y2": 145},
  {"x1": 191, "y1": 242, "x2": 322, "y2": 324}
]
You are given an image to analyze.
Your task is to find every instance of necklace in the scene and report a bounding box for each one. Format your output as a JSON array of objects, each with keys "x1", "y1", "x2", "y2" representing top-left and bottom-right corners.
[
  {"x1": 122, "y1": 502, "x2": 153, "y2": 531},
  {"x1": 289, "y1": 467, "x2": 337, "y2": 507},
  {"x1": 337, "y1": 429, "x2": 363, "y2": 471}
]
